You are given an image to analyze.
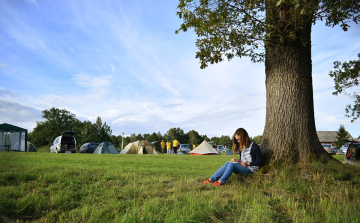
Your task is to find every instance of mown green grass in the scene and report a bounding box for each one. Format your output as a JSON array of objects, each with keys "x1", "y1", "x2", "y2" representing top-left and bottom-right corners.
[
  {"x1": 1, "y1": 152, "x2": 360, "y2": 222},
  {"x1": 35, "y1": 145, "x2": 50, "y2": 153}
]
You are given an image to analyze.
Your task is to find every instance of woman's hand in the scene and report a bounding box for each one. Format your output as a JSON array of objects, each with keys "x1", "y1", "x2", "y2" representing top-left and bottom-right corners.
[
  {"x1": 231, "y1": 158, "x2": 239, "y2": 162},
  {"x1": 239, "y1": 161, "x2": 249, "y2": 167}
]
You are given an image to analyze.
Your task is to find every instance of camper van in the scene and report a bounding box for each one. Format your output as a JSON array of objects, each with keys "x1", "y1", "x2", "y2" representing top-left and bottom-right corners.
[{"x1": 50, "y1": 131, "x2": 77, "y2": 153}]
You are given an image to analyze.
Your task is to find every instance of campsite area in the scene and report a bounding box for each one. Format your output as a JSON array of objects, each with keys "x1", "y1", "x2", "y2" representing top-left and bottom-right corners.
[{"x1": 1, "y1": 150, "x2": 360, "y2": 222}]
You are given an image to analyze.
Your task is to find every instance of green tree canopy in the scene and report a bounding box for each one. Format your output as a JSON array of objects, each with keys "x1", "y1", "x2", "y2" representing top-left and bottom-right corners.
[
  {"x1": 130, "y1": 133, "x2": 138, "y2": 142},
  {"x1": 77, "y1": 120, "x2": 97, "y2": 145},
  {"x1": 166, "y1": 127, "x2": 187, "y2": 143},
  {"x1": 110, "y1": 135, "x2": 119, "y2": 148},
  {"x1": 329, "y1": 53, "x2": 360, "y2": 122},
  {"x1": 176, "y1": 0, "x2": 359, "y2": 68},
  {"x1": 202, "y1": 135, "x2": 210, "y2": 142},
  {"x1": 143, "y1": 133, "x2": 150, "y2": 140},
  {"x1": 123, "y1": 136, "x2": 131, "y2": 149},
  {"x1": 30, "y1": 107, "x2": 81, "y2": 147},
  {"x1": 116, "y1": 134, "x2": 127, "y2": 150},
  {"x1": 146, "y1": 132, "x2": 159, "y2": 143},
  {"x1": 188, "y1": 130, "x2": 202, "y2": 145},
  {"x1": 219, "y1": 135, "x2": 232, "y2": 149},
  {"x1": 252, "y1": 135, "x2": 263, "y2": 145},
  {"x1": 334, "y1": 125, "x2": 348, "y2": 148},
  {"x1": 157, "y1": 131, "x2": 164, "y2": 141},
  {"x1": 137, "y1": 134, "x2": 144, "y2": 140},
  {"x1": 210, "y1": 136, "x2": 220, "y2": 145},
  {"x1": 94, "y1": 117, "x2": 112, "y2": 142},
  {"x1": 29, "y1": 108, "x2": 113, "y2": 148}
]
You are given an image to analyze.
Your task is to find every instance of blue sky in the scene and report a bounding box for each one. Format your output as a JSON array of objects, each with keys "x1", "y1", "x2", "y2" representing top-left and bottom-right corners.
[{"x1": 1, "y1": 0, "x2": 360, "y2": 139}]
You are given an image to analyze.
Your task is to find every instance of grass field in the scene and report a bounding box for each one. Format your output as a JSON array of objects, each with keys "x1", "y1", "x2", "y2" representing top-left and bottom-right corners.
[{"x1": 1, "y1": 151, "x2": 360, "y2": 222}]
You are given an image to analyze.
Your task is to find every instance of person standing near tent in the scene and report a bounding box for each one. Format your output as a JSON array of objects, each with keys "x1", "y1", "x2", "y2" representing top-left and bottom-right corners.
[
  {"x1": 141, "y1": 145, "x2": 147, "y2": 154},
  {"x1": 192, "y1": 144, "x2": 196, "y2": 149},
  {"x1": 172, "y1": 138, "x2": 179, "y2": 154},
  {"x1": 161, "y1": 140, "x2": 165, "y2": 154},
  {"x1": 166, "y1": 140, "x2": 172, "y2": 154},
  {"x1": 142, "y1": 142, "x2": 147, "y2": 154},
  {"x1": 204, "y1": 128, "x2": 262, "y2": 186}
]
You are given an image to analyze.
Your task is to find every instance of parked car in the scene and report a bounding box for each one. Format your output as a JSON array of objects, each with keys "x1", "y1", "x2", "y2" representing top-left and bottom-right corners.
[
  {"x1": 343, "y1": 139, "x2": 360, "y2": 164},
  {"x1": 322, "y1": 144, "x2": 334, "y2": 154},
  {"x1": 178, "y1": 144, "x2": 191, "y2": 154},
  {"x1": 332, "y1": 147, "x2": 339, "y2": 154},
  {"x1": 215, "y1": 145, "x2": 225, "y2": 153},
  {"x1": 50, "y1": 131, "x2": 77, "y2": 153},
  {"x1": 339, "y1": 142, "x2": 349, "y2": 155},
  {"x1": 79, "y1": 142, "x2": 100, "y2": 153}
]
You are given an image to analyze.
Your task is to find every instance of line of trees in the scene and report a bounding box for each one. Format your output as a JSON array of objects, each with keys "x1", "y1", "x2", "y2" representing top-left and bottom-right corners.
[
  {"x1": 29, "y1": 107, "x2": 263, "y2": 150},
  {"x1": 29, "y1": 107, "x2": 112, "y2": 148}
]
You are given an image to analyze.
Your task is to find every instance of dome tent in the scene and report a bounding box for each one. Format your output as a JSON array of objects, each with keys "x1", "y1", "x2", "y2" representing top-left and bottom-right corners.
[
  {"x1": 27, "y1": 141, "x2": 37, "y2": 152},
  {"x1": 93, "y1": 141, "x2": 119, "y2": 154},
  {"x1": 189, "y1": 140, "x2": 218, "y2": 155},
  {"x1": 120, "y1": 140, "x2": 158, "y2": 154}
]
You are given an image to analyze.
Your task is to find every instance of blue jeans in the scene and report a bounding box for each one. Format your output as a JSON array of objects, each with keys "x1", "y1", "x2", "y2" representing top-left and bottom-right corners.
[{"x1": 209, "y1": 161, "x2": 253, "y2": 184}]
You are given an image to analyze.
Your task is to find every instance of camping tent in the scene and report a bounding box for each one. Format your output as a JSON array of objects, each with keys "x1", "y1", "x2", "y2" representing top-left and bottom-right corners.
[
  {"x1": 12, "y1": 141, "x2": 37, "y2": 152},
  {"x1": 27, "y1": 141, "x2": 37, "y2": 152},
  {"x1": 219, "y1": 149, "x2": 233, "y2": 155},
  {"x1": 0, "y1": 123, "x2": 28, "y2": 152},
  {"x1": 93, "y1": 141, "x2": 119, "y2": 154},
  {"x1": 120, "y1": 140, "x2": 158, "y2": 154},
  {"x1": 189, "y1": 140, "x2": 218, "y2": 155}
]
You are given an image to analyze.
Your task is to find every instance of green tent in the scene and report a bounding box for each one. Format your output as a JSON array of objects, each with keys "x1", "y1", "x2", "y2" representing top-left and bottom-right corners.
[
  {"x1": 93, "y1": 141, "x2": 119, "y2": 154},
  {"x1": 0, "y1": 123, "x2": 28, "y2": 152},
  {"x1": 27, "y1": 141, "x2": 37, "y2": 152}
]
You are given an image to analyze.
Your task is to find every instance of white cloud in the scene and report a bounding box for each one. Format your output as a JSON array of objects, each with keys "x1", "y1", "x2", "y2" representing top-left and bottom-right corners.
[
  {"x1": 72, "y1": 73, "x2": 114, "y2": 88},
  {"x1": 0, "y1": 99, "x2": 42, "y2": 131},
  {"x1": 319, "y1": 115, "x2": 351, "y2": 126},
  {"x1": 110, "y1": 64, "x2": 115, "y2": 72}
]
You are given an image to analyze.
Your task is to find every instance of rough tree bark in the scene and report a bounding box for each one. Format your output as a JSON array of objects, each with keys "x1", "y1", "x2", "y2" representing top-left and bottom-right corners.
[{"x1": 260, "y1": 2, "x2": 330, "y2": 166}]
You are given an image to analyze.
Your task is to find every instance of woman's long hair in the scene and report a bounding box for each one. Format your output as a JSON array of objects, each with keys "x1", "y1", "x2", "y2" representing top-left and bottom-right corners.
[{"x1": 232, "y1": 128, "x2": 252, "y2": 155}]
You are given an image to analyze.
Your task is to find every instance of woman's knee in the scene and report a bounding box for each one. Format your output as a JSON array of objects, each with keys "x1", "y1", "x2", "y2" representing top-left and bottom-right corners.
[
  {"x1": 225, "y1": 162, "x2": 236, "y2": 171},
  {"x1": 227, "y1": 162, "x2": 236, "y2": 167}
]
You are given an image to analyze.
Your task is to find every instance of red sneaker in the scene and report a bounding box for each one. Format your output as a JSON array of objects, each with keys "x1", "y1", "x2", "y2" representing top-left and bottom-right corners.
[
  {"x1": 213, "y1": 181, "x2": 223, "y2": 186},
  {"x1": 203, "y1": 179, "x2": 212, "y2": 184}
]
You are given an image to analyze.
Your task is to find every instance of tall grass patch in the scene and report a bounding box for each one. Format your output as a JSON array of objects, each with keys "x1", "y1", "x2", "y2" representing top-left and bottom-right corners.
[{"x1": 1, "y1": 152, "x2": 360, "y2": 222}]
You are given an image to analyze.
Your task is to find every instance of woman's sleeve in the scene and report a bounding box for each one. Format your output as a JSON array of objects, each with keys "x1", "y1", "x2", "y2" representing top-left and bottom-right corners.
[{"x1": 250, "y1": 144, "x2": 263, "y2": 166}]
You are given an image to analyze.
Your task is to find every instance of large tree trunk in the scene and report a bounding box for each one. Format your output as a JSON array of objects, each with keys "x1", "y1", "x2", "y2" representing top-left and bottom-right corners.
[{"x1": 261, "y1": 5, "x2": 330, "y2": 166}]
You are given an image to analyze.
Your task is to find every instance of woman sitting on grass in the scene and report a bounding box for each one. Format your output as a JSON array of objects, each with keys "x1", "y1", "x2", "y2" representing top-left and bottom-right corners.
[{"x1": 204, "y1": 128, "x2": 263, "y2": 186}]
